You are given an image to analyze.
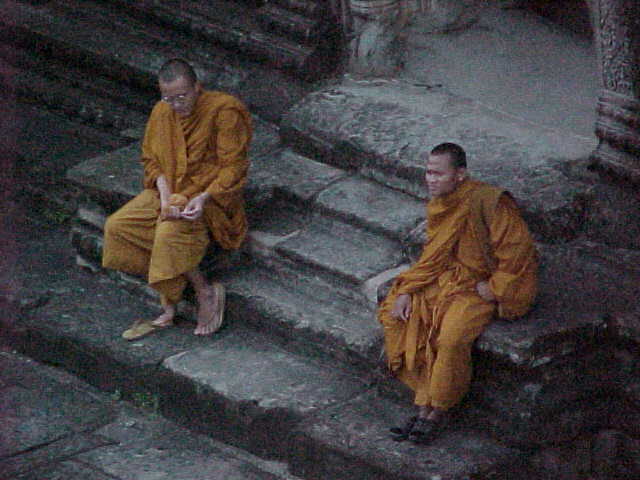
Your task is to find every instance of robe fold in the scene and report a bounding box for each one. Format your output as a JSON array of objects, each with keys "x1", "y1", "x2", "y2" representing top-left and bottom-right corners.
[
  {"x1": 102, "y1": 91, "x2": 252, "y2": 304},
  {"x1": 378, "y1": 178, "x2": 537, "y2": 409}
]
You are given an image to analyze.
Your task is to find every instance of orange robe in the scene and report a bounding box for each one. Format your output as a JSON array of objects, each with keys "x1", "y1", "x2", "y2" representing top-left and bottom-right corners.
[
  {"x1": 378, "y1": 178, "x2": 537, "y2": 409},
  {"x1": 102, "y1": 91, "x2": 252, "y2": 304}
]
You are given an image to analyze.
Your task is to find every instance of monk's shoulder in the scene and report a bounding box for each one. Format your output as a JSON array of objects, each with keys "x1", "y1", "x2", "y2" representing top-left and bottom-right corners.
[
  {"x1": 471, "y1": 180, "x2": 509, "y2": 208},
  {"x1": 202, "y1": 91, "x2": 249, "y2": 114}
]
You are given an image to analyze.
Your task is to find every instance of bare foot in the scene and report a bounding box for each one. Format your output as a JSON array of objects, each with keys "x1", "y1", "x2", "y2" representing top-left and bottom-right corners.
[
  {"x1": 194, "y1": 282, "x2": 225, "y2": 335},
  {"x1": 151, "y1": 304, "x2": 175, "y2": 327}
]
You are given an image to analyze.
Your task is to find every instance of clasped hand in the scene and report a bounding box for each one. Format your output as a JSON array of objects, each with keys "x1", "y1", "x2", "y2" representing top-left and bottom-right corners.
[{"x1": 160, "y1": 194, "x2": 207, "y2": 221}]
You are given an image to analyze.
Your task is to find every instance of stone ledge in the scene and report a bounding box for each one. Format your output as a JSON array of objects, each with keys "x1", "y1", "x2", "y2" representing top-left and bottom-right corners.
[
  {"x1": 4, "y1": 0, "x2": 307, "y2": 122},
  {"x1": 281, "y1": 79, "x2": 595, "y2": 241},
  {"x1": 290, "y1": 391, "x2": 521, "y2": 480}
]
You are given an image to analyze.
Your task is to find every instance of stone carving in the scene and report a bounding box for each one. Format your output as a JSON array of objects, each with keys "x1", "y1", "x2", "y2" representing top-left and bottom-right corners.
[
  {"x1": 344, "y1": 0, "x2": 481, "y2": 76},
  {"x1": 590, "y1": 0, "x2": 640, "y2": 183}
]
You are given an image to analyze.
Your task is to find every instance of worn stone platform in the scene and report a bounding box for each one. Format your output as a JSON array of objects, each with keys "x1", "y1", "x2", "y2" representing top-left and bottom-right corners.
[
  {"x1": 64, "y1": 107, "x2": 640, "y2": 446},
  {"x1": 1, "y1": 0, "x2": 310, "y2": 123},
  {"x1": 2, "y1": 219, "x2": 522, "y2": 480},
  {"x1": 0, "y1": 349, "x2": 301, "y2": 480},
  {"x1": 5, "y1": 0, "x2": 640, "y2": 478}
]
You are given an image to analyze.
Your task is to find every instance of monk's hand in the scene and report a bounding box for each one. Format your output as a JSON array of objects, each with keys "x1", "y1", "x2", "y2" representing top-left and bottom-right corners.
[
  {"x1": 181, "y1": 193, "x2": 210, "y2": 221},
  {"x1": 391, "y1": 294, "x2": 412, "y2": 321},
  {"x1": 476, "y1": 281, "x2": 496, "y2": 303},
  {"x1": 160, "y1": 202, "x2": 182, "y2": 221}
]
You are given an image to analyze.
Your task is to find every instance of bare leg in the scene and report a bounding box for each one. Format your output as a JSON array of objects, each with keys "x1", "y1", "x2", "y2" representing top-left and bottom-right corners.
[{"x1": 185, "y1": 269, "x2": 222, "y2": 335}]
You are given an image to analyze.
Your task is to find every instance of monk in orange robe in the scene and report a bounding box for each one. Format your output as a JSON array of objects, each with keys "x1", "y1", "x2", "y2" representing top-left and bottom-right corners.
[
  {"x1": 102, "y1": 58, "x2": 252, "y2": 338},
  {"x1": 379, "y1": 142, "x2": 537, "y2": 444}
]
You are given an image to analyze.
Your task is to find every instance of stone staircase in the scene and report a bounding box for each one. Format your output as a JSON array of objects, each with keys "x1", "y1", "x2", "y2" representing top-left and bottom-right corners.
[{"x1": 5, "y1": 0, "x2": 640, "y2": 479}]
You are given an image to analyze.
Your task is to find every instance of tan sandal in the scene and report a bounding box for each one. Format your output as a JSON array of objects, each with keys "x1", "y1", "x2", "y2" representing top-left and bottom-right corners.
[{"x1": 122, "y1": 319, "x2": 171, "y2": 341}]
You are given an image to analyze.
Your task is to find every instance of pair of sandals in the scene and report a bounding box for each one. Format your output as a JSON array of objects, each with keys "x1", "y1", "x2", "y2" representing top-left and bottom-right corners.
[{"x1": 390, "y1": 414, "x2": 449, "y2": 444}]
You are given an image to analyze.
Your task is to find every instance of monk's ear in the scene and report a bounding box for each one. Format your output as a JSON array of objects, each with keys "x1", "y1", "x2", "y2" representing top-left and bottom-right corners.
[
  {"x1": 195, "y1": 81, "x2": 203, "y2": 94},
  {"x1": 456, "y1": 168, "x2": 467, "y2": 182}
]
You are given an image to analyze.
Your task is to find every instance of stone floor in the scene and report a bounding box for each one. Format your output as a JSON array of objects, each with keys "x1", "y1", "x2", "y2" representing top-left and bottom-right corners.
[{"x1": 0, "y1": 348, "x2": 301, "y2": 480}]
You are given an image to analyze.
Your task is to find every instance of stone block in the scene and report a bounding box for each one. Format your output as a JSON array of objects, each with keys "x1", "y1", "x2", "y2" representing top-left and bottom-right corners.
[
  {"x1": 282, "y1": 81, "x2": 594, "y2": 240},
  {"x1": 224, "y1": 263, "x2": 382, "y2": 371},
  {"x1": 160, "y1": 331, "x2": 368, "y2": 457},
  {"x1": 248, "y1": 147, "x2": 348, "y2": 206},
  {"x1": 66, "y1": 142, "x2": 143, "y2": 211},
  {"x1": 289, "y1": 391, "x2": 522, "y2": 480},
  {"x1": 275, "y1": 215, "x2": 405, "y2": 287},
  {"x1": 316, "y1": 175, "x2": 425, "y2": 239}
]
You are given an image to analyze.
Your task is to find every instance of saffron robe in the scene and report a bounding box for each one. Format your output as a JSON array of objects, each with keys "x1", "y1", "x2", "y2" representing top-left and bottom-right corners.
[
  {"x1": 378, "y1": 178, "x2": 537, "y2": 409},
  {"x1": 102, "y1": 91, "x2": 252, "y2": 304}
]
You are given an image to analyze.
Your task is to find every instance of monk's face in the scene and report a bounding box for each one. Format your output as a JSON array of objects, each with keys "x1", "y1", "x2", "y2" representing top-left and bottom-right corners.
[
  {"x1": 159, "y1": 75, "x2": 202, "y2": 117},
  {"x1": 425, "y1": 153, "x2": 466, "y2": 197}
]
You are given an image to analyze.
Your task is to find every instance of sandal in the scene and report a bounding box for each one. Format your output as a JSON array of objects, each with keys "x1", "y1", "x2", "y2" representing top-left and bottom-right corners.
[
  {"x1": 121, "y1": 319, "x2": 171, "y2": 341},
  {"x1": 408, "y1": 415, "x2": 449, "y2": 445},
  {"x1": 390, "y1": 416, "x2": 418, "y2": 442}
]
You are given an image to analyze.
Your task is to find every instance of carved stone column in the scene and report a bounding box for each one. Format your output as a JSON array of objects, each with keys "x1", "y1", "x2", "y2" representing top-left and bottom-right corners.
[{"x1": 590, "y1": 0, "x2": 640, "y2": 183}]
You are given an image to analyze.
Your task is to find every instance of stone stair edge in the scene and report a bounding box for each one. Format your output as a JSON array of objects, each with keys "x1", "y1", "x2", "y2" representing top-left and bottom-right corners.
[
  {"x1": 279, "y1": 80, "x2": 597, "y2": 241},
  {"x1": 97, "y1": 0, "x2": 322, "y2": 75},
  {"x1": 68, "y1": 223, "x2": 384, "y2": 374},
  {"x1": 3, "y1": 0, "x2": 307, "y2": 122},
  {"x1": 70, "y1": 213, "x2": 638, "y2": 386},
  {"x1": 6, "y1": 282, "x2": 519, "y2": 480},
  {"x1": 65, "y1": 128, "x2": 640, "y2": 370},
  {"x1": 4, "y1": 46, "x2": 151, "y2": 132}
]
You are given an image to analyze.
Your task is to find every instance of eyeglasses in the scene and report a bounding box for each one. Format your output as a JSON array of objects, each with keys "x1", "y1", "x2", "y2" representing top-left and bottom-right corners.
[{"x1": 161, "y1": 93, "x2": 190, "y2": 105}]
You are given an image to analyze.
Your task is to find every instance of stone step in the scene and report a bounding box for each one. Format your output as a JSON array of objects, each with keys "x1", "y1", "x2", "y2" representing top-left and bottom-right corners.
[
  {"x1": 67, "y1": 222, "x2": 383, "y2": 374},
  {"x1": 13, "y1": 102, "x2": 132, "y2": 214},
  {"x1": 281, "y1": 78, "x2": 598, "y2": 242},
  {"x1": 270, "y1": 0, "x2": 325, "y2": 17},
  {"x1": 256, "y1": 3, "x2": 329, "y2": 43},
  {"x1": 2, "y1": 45, "x2": 149, "y2": 133},
  {"x1": 249, "y1": 147, "x2": 426, "y2": 241},
  {"x1": 0, "y1": 352, "x2": 302, "y2": 480},
  {"x1": 271, "y1": 214, "x2": 405, "y2": 295},
  {"x1": 100, "y1": 0, "x2": 336, "y2": 79},
  {"x1": 67, "y1": 141, "x2": 412, "y2": 306},
  {"x1": 3, "y1": 225, "x2": 523, "y2": 479},
  {"x1": 2, "y1": 0, "x2": 307, "y2": 122}
]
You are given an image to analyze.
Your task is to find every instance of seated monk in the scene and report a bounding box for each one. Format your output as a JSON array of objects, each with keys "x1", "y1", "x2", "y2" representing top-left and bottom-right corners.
[
  {"x1": 379, "y1": 142, "x2": 538, "y2": 444},
  {"x1": 102, "y1": 58, "x2": 252, "y2": 338}
]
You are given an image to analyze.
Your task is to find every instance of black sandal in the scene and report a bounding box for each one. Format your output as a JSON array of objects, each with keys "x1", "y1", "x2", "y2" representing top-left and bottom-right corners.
[
  {"x1": 389, "y1": 416, "x2": 418, "y2": 442},
  {"x1": 408, "y1": 415, "x2": 449, "y2": 445}
]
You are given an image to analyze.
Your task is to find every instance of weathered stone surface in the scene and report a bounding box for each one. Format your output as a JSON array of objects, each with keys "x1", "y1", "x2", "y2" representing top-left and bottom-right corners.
[
  {"x1": 224, "y1": 263, "x2": 382, "y2": 370},
  {"x1": 66, "y1": 142, "x2": 143, "y2": 207},
  {"x1": 315, "y1": 175, "x2": 424, "y2": 238},
  {"x1": 581, "y1": 182, "x2": 640, "y2": 250},
  {"x1": 281, "y1": 80, "x2": 594, "y2": 239},
  {"x1": 590, "y1": 0, "x2": 640, "y2": 184},
  {"x1": 247, "y1": 147, "x2": 348, "y2": 205},
  {"x1": 275, "y1": 215, "x2": 405, "y2": 286},
  {"x1": 4, "y1": 0, "x2": 306, "y2": 123},
  {"x1": 160, "y1": 331, "x2": 368, "y2": 456},
  {"x1": 0, "y1": 354, "x2": 115, "y2": 461},
  {"x1": 0, "y1": 352, "x2": 300, "y2": 480},
  {"x1": 477, "y1": 240, "x2": 640, "y2": 365},
  {"x1": 67, "y1": 115, "x2": 282, "y2": 212},
  {"x1": 469, "y1": 350, "x2": 615, "y2": 445},
  {"x1": 290, "y1": 391, "x2": 522, "y2": 480}
]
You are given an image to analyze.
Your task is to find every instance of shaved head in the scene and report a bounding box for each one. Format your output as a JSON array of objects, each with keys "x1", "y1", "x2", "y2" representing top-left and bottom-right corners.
[{"x1": 158, "y1": 58, "x2": 198, "y2": 86}]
